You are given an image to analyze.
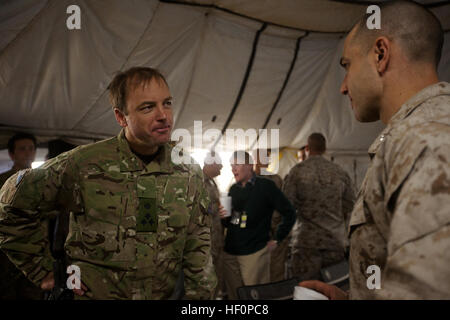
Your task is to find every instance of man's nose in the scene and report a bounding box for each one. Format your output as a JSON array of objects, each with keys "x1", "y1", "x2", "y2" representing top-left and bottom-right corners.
[
  {"x1": 154, "y1": 105, "x2": 167, "y2": 120},
  {"x1": 340, "y1": 78, "x2": 348, "y2": 95}
]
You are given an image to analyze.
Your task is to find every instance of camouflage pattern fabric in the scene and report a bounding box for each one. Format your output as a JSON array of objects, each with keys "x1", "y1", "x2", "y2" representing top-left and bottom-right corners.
[
  {"x1": 0, "y1": 167, "x2": 44, "y2": 299},
  {"x1": 283, "y1": 154, "x2": 355, "y2": 270},
  {"x1": 283, "y1": 155, "x2": 355, "y2": 280},
  {"x1": 290, "y1": 247, "x2": 345, "y2": 282},
  {"x1": 0, "y1": 130, "x2": 217, "y2": 300},
  {"x1": 204, "y1": 176, "x2": 225, "y2": 297},
  {"x1": 349, "y1": 82, "x2": 450, "y2": 299}
]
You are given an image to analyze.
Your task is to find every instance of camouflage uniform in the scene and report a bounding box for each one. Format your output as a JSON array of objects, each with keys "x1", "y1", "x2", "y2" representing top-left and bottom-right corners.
[
  {"x1": 259, "y1": 174, "x2": 290, "y2": 282},
  {"x1": 283, "y1": 155, "x2": 355, "y2": 281},
  {"x1": 204, "y1": 176, "x2": 225, "y2": 297},
  {"x1": 349, "y1": 82, "x2": 450, "y2": 299},
  {"x1": 0, "y1": 167, "x2": 44, "y2": 300},
  {"x1": 0, "y1": 168, "x2": 20, "y2": 187},
  {"x1": 0, "y1": 130, "x2": 217, "y2": 300}
]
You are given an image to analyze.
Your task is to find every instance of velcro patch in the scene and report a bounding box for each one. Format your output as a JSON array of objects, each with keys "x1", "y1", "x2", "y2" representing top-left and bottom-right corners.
[{"x1": 136, "y1": 198, "x2": 157, "y2": 232}]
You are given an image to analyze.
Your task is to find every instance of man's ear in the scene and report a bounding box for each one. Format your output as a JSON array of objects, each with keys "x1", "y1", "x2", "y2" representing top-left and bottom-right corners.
[
  {"x1": 8, "y1": 151, "x2": 14, "y2": 162},
  {"x1": 374, "y1": 36, "x2": 390, "y2": 74},
  {"x1": 114, "y1": 108, "x2": 127, "y2": 128}
]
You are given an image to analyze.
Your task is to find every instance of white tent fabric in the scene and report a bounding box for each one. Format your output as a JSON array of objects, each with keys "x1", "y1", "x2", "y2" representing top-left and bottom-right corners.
[{"x1": 0, "y1": 0, "x2": 449, "y2": 186}]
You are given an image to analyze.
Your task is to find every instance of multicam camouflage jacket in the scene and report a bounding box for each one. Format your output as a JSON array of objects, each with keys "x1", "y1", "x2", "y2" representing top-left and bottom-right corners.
[
  {"x1": 0, "y1": 130, "x2": 217, "y2": 300},
  {"x1": 349, "y1": 82, "x2": 450, "y2": 299}
]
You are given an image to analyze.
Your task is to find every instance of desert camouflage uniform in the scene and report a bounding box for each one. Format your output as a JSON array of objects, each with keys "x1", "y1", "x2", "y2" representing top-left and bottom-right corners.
[
  {"x1": 0, "y1": 130, "x2": 217, "y2": 300},
  {"x1": 349, "y1": 82, "x2": 450, "y2": 299},
  {"x1": 259, "y1": 174, "x2": 291, "y2": 282},
  {"x1": 283, "y1": 155, "x2": 355, "y2": 281},
  {"x1": 204, "y1": 176, "x2": 224, "y2": 297}
]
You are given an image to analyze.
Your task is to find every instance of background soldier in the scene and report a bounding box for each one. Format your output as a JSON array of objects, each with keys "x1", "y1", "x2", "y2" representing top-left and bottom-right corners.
[
  {"x1": 284, "y1": 133, "x2": 355, "y2": 281},
  {"x1": 0, "y1": 67, "x2": 217, "y2": 299},
  {"x1": 301, "y1": 1, "x2": 450, "y2": 299}
]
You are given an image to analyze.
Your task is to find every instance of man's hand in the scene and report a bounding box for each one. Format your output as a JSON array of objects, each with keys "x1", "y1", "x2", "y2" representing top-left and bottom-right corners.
[
  {"x1": 40, "y1": 271, "x2": 55, "y2": 291},
  {"x1": 40, "y1": 271, "x2": 88, "y2": 296},
  {"x1": 267, "y1": 240, "x2": 278, "y2": 252},
  {"x1": 299, "y1": 280, "x2": 349, "y2": 300},
  {"x1": 218, "y1": 204, "x2": 229, "y2": 219}
]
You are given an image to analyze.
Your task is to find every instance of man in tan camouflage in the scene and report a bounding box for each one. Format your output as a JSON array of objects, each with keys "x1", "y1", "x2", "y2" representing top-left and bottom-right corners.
[
  {"x1": 300, "y1": 1, "x2": 450, "y2": 299},
  {"x1": 202, "y1": 151, "x2": 225, "y2": 298},
  {"x1": 284, "y1": 133, "x2": 355, "y2": 281},
  {"x1": 0, "y1": 67, "x2": 217, "y2": 299}
]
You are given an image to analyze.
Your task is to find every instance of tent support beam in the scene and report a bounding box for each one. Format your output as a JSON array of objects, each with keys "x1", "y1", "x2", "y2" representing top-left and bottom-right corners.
[
  {"x1": 212, "y1": 23, "x2": 267, "y2": 150},
  {"x1": 250, "y1": 33, "x2": 307, "y2": 151}
]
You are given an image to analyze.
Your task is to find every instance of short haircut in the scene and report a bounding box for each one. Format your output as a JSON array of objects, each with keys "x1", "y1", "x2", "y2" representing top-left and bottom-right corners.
[
  {"x1": 307, "y1": 133, "x2": 326, "y2": 153},
  {"x1": 8, "y1": 132, "x2": 37, "y2": 154},
  {"x1": 230, "y1": 150, "x2": 254, "y2": 165},
  {"x1": 108, "y1": 67, "x2": 169, "y2": 114},
  {"x1": 352, "y1": 1, "x2": 443, "y2": 68}
]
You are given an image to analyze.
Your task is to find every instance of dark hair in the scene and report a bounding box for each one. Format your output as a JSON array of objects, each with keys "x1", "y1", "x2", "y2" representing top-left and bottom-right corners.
[
  {"x1": 107, "y1": 67, "x2": 169, "y2": 114},
  {"x1": 230, "y1": 150, "x2": 254, "y2": 165},
  {"x1": 307, "y1": 133, "x2": 326, "y2": 153},
  {"x1": 8, "y1": 132, "x2": 37, "y2": 154},
  {"x1": 352, "y1": 1, "x2": 444, "y2": 68}
]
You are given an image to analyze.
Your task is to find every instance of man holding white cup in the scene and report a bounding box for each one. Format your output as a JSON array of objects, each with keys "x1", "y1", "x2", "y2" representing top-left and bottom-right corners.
[{"x1": 220, "y1": 151, "x2": 296, "y2": 299}]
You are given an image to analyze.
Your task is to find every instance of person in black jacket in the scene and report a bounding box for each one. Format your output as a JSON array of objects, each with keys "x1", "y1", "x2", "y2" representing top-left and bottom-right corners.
[{"x1": 220, "y1": 151, "x2": 295, "y2": 299}]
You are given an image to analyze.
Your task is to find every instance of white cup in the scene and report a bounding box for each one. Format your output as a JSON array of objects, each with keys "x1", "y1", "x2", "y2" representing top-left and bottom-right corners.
[
  {"x1": 219, "y1": 195, "x2": 232, "y2": 217},
  {"x1": 293, "y1": 286, "x2": 329, "y2": 300}
]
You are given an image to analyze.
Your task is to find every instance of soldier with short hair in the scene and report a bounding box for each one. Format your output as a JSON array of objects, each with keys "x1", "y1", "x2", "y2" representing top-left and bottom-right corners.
[
  {"x1": 300, "y1": 1, "x2": 450, "y2": 299},
  {"x1": 0, "y1": 67, "x2": 217, "y2": 299}
]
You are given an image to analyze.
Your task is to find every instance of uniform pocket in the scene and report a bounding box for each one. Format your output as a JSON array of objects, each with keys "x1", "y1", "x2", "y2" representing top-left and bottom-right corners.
[{"x1": 348, "y1": 196, "x2": 368, "y2": 237}]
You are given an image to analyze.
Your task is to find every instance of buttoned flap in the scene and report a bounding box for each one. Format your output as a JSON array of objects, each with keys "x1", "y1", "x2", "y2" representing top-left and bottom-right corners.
[
  {"x1": 348, "y1": 196, "x2": 368, "y2": 237},
  {"x1": 136, "y1": 178, "x2": 157, "y2": 199}
]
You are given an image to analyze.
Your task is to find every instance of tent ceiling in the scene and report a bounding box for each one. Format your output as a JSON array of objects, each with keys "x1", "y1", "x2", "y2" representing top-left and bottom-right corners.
[{"x1": 0, "y1": 0, "x2": 449, "y2": 152}]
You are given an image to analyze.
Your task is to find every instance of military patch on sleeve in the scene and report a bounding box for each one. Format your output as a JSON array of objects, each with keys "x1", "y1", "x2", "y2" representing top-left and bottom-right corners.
[{"x1": 136, "y1": 197, "x2": 157, "y2": 232}]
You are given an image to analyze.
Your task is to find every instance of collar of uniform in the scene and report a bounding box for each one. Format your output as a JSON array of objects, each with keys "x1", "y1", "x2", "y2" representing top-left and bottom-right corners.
[
  {"x1": 144, "y1": 143, "x2": 174, "y2": 174},
  {"x1": 368, "y1": 82, "x2": 450, "y2": 157},
  {"x1": 117, "y1": 129, "x2": 174, "y2": 174}
]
